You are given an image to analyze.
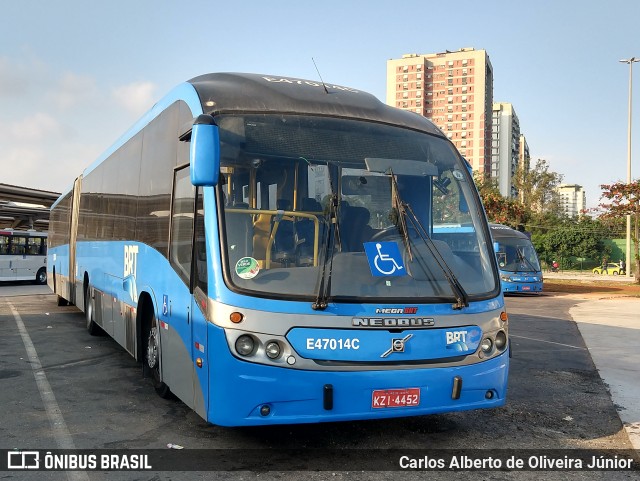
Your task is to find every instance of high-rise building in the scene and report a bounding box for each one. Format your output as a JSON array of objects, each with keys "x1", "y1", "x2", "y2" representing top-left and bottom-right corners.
[
  {"x1": 491, "y1": 102, "x2": 521, "y2": 198},
  {"x1": 386, "y1": 48, "x2": 494, "y2": 175},
  {"x1": 518, "y1": 134, "x2": 530, "y2": 203},
  {"x1": 556, "y1": 184, "x2": 586, "y2": 218},
  {"x1": 519, "y1": 134, "x2": 530, "y2": 173}
]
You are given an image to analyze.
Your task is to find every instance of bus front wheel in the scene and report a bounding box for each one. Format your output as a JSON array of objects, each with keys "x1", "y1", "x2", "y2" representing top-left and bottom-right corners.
[{"x1": 145, "y1": 313, "x2": 171, "y2": 399}]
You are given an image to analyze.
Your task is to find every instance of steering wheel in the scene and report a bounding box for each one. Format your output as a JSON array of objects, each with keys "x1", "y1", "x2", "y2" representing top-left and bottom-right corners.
[{"x1": 369, "y1": 226, "x2": 400, "y2": 242}]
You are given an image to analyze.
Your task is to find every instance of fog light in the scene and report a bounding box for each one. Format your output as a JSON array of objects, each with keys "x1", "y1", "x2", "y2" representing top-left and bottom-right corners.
[
  {"x1": 495, "y1": 330, "x2": 507, "y2": 351},
  {"x1": 260, "y1": 405, "x2": 271, "y2": 416},
  {"x1": 235, "y1": 335, "x2": 255, "y2": 356},
  {"x1": 265, "y1": 341, "x2": 281, "y2": 359},
  {"x1": 480, "y1": 337, "x2": 493, "y2": 353},
  {"x1": 485, "y1": 390, "x2": 494, "y2": 399}
]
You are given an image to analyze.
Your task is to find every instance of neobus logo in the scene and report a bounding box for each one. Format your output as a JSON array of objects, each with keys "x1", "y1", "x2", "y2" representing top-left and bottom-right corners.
[{"x1": 352, "y1": 318, "x2": 434, "y2": 328}]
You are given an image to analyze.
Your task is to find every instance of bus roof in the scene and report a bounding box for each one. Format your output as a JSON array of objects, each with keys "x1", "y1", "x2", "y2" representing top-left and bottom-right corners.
[
  {"x1": 80, "y1": 72, "x2": 444, "y2": 184},
  {"x1": 0, "y1": 229, "x2": 47, "y2": 237},
  {"x1": 489, "y1": 224, "x2": 530, "y2": 240},
  {"x1": 188, "y1": 73, "x2": 443, "y2": 136}
]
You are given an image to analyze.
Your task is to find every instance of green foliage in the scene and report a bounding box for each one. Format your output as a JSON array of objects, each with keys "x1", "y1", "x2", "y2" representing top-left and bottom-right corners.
[
  {"x1": 533, "y1": 218, "x2": 607, "y2": 266},
  {"x1": 599, "y1": 179, "x2": 640, "y2": 282},
  {"x1": 473, "y1": 165, "x2": 612, "y2": 271},
  {"x1": 513, "y1": 159, "x2": 564, "y2": 218},
  {"x1": 473, "y1": 172, "x2": 528, "y2": 228}
]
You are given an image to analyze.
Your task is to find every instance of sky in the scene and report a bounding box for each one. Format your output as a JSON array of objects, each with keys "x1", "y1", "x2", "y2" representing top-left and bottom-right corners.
[{"x1": 1, "y1": 0, "x2": 640, "y2": 210}]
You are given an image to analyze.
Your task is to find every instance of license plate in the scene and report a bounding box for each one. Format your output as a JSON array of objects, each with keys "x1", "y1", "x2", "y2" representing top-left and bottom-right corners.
[
  {"x1": 372, "y1": 388, "x2": 420, "y2": 408},
  {"x1": 522, "y1": 285, "x2": 531, "y2": 291}
]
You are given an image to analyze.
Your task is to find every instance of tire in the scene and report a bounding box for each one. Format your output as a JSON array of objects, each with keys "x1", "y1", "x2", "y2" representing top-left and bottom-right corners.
[
  {"x1": 35, "y1": 268, "x2": 47, "y2": 285},
  {"x1": 85, "y1": 287, "x2": 102, "y2": 336},
  {"x1": 145, "y1": 312, "x2": 171, "y2": 398},
  {"x1": 613, "y1": 271, "x2": 619, "y2": 276}
]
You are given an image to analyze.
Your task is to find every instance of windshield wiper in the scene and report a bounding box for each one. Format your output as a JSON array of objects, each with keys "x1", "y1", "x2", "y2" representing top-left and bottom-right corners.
[
  {"x1": 312, "y1": 179, "x2": 341, "y2": 310},
  {"x1": 390, "y1": 173, "x2": 469, "y2": 310},
  {"x1": 516, "y1": 248, "x2": 537, "y2": 273}
]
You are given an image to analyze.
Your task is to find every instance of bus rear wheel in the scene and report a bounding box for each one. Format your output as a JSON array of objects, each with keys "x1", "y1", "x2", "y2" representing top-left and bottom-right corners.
[
  {"x1": 85, "y1": 287, "x2": 102, "y2": 336},
  {"x1": 35, "y1": 268, "x2": 47, "y2": 285},
  {"x1": 146, "y1": 313, "x2": 171, "y2": 398}
]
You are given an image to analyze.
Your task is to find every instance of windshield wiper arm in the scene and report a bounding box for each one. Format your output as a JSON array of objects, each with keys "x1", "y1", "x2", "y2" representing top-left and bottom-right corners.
[
  {"x1": 390, "y1": 174, "x2": 469, "y2": 310},
  {"x1": 516, "y1": 248, "x2": 537, "y2": 272},
  {"x1": 312, "y1": 191, "x2": 341, "y2": 311}
]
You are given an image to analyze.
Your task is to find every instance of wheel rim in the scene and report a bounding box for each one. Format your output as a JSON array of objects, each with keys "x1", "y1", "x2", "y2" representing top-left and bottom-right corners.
[
  {"x1": 37, "y1": 271, "x2": 46, "y2": 283},
  {"x1": 147, "y1": 327, "x2": 159, "y2": 369}
]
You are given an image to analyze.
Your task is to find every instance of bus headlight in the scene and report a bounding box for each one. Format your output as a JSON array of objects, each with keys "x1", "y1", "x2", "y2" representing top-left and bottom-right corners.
[
  {"x1": 235, "y1": 335, "x2": 255, "y2": 356},
  {"x1": 480, "y1": 337, "x2": 493, "y2": 353},
  {"x1": 500, "y1": 275, "x2": 512, "y2": 282},
  {"x1": 495, "y1": 331, "x2": 507, "y2": 351},
  {"x1": 265, "y1": 341, "x2": 281, "y2": 359}
]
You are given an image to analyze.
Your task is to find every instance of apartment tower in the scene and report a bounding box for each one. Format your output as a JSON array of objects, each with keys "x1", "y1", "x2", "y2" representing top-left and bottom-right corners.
[
  {"x1": 491, "y1": 102, "x2": 521, "y2": 198},
  {"x1": 386, "y1": 48, "x2": 494, "y2": 175},
  {"x1": 556, "y1": 184, "x2": 586, "y2": 218}
]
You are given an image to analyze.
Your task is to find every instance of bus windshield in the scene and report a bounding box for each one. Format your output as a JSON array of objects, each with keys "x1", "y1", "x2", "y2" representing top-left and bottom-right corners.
[
  {"x1": 217, "y1": 114, "x2": 497, "y2": 302},
  {"x1": 495, "y1": 236, "x2": 541, "y2": 273}
]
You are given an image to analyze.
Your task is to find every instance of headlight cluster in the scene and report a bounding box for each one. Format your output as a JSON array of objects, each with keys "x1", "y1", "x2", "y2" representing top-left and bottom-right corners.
[
  {"x1": 500, "y1": 275, "x2": 513, "y2": 282},
  {"x1": 234, "y1": 334, "x2": 286, "y2": 362},
  {"x1": 479, "y1": 329, "x2": 508, "y2": 358}
]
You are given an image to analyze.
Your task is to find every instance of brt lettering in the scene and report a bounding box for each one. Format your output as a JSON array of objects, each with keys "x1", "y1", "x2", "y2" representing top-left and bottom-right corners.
[
  {"x1": 446, "y1": 331, "x2": 467, "y2": 345},
  {"x1": 124, "y1": 245, "x2": 138, "y2": 277}
]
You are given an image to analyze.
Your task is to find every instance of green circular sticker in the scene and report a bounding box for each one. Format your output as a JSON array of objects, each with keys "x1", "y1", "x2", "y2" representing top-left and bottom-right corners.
[{"x1": 235, "y1": 257, "x2": 260, "y2": 279}]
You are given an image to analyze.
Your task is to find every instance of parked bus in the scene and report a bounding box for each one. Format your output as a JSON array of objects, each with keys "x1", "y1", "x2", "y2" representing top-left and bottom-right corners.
[
  {"x1": 48, "y1": 73, "x2": 509, "y2": 426},
  {"x1": 0, "y1": 229, "x2": 47, "y2": 284},
  {"x1": 490, "y1": 224, "x2": 543, "y2": 293}
]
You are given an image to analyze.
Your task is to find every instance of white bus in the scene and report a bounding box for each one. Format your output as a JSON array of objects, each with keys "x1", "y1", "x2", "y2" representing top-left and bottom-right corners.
[{"x1": 0, "y1": 230, "x2": 47, "y2": 284}]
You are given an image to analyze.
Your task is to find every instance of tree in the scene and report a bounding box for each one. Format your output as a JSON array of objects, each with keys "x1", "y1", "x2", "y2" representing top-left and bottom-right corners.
[
  {"x1": 532, "y1": 218, "x2": 608, "y2": 269},
  {"x1": 513, "y1": 159, "x2": 564, "y2": 220},
  {"x1": 473, "y1": 172, "x2": 528, "y2": 227},
  {"x1": 599, "y1": 180, "x2": 640, "y2": 283}
]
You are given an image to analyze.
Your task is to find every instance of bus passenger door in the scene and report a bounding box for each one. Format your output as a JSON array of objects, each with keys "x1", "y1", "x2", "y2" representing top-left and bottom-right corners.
[
  {"x1": 0, "y1": 235, "x2": 13, "y2": 279},
  {"x1": 166, "y1": 166, "x2": 197, "y2": 410},
  {"x1": 190, "y1": 188, "x2": 209, "y2": 419}
]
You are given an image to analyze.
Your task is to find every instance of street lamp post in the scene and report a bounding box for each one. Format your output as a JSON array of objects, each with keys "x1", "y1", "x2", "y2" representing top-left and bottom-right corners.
[{"x1": 620, "y1": 57, "x2": 639, "y2": 279}]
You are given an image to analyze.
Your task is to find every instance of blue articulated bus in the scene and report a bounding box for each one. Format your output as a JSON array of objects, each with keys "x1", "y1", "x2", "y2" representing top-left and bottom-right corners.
[
  {"x1": 490, "y1": 224, "x2": 543, "y2": 293},
  {"x1": 48, "y1": 73, "x2": 509, "y2": 426}
]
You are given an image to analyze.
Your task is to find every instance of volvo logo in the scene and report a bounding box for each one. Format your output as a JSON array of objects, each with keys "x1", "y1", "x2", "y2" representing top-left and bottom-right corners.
[{"x1": 380, "y1": 334, "x2": 413, "y2": 358}]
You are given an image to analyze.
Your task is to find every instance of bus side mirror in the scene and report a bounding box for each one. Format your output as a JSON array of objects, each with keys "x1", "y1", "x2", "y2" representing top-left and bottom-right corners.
[{"x1": 190, "y1": 114, "x2": 220, "y2": 186}]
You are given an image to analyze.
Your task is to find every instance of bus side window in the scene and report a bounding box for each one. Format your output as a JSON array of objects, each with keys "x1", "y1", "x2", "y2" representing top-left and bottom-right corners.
[
  {"x1": 170, "y1": 167, "x2": 195, "y2": 286},
  {"x1": 0, "y1": 236, "x2": 8, "y2": 255},
  {"x1": 27, "y1": 238, "x2": 41, "y2": 255},
  {"x1": 12, "y1": 237, "x2": 27, "y2": 255},
  {"x1": 194, "y1": 188, "x2": 207, "y2": 294}
]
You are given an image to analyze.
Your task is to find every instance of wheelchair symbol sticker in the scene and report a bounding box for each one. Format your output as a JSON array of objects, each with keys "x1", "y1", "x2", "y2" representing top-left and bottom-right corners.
[
  {"x1": 363, "y1": 242, "x2": 406, "y2": 277},
  {"x1": 162, "y1": 295, "x2": 169, "y2": 316}
]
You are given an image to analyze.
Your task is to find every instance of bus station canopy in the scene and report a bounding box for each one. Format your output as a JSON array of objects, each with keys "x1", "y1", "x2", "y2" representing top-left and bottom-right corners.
[{"x1": 0, "y1": 183, "x2": 59, "y2": 231}]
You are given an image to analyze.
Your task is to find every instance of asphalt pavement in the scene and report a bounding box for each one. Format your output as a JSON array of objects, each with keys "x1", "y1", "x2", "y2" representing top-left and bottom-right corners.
[
  {"x1": 2, "y1": 280, "x2": 639, "y2": 458},
  {"x1": 570, "y1": 298, "x2": 640, "y2": 451},
  {"x1": 543, "y1": 269, "x2": 640, "y2": 450}
]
